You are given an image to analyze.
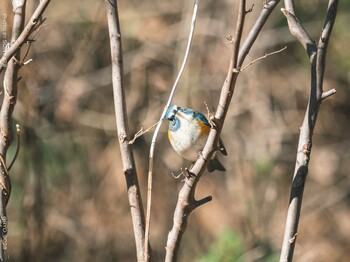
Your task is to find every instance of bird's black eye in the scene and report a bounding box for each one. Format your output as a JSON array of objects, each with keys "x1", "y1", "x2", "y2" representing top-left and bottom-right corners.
[{"x1": 168, "y1": 110, "x2": 176, "y2": 121}]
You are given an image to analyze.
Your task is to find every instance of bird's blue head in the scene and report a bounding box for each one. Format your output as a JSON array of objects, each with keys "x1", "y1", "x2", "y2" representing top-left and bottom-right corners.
[
  {"x1": 165, "y1": 104, "x2": 210, "y2": 132},
  {"x1": 165, "y1": 105, "x2": 180, "y2": 131},
  {"x1": 165, "y1": 105, "x2": 179, "y2": 121}
]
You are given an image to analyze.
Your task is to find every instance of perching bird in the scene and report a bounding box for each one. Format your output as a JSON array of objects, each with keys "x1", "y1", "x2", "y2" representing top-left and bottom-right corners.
[{"x1": 165, "y1": 104, "x2": 227, "y2": 172}]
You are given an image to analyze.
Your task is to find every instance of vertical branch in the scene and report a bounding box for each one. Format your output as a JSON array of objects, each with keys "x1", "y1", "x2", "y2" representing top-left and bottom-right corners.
[
  {"x1": 279, "y1": 1, "x2": 338, "y2": 261},
  {"x1": 164, "y1": 0, "x2": 245, "y2": 250},
  {"x1": 0, "y1": 0, "x2": 52, "y2": 260},
  {"x1": 165, "y1": 1, "x2": 281, "y2": 261},
  {"x1": 145, "y1": 1, "x2": 199, "y2": 260},
  {"x1": 104, "y1": 1, "x2": 147, "y2": 261},
  {"x1": 0, "y1": 1, "x2": 26, "y2": 260}
]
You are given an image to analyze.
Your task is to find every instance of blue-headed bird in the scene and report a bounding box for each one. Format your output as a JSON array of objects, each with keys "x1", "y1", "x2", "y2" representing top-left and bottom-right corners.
[{"x1": 165, "y1": 105, "x2": 227, "y2": 172}]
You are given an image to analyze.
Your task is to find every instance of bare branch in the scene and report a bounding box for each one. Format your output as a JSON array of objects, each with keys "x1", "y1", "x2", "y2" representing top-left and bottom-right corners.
[
  {"x1": 240, "y1": 46, "x2": 287, "y2": 72},
  {"x1": 316, "y1": 0, "x2": 339, "y2": 102},
  {"x1": 0, "y1": 0, "x2": 28, "y2": 260},
  {"x1": 279, "y1": 1, "x2": 339, "y2": 261},
  {"x1": 0, "y1": 0, "x2": 52, "y2": 74},
  {"x1": 321, "y1": 88, "x2": 336, "y2": 100},
  {"x1": 104, "y1": 1, "x2": 147, "y2": 261},
  {"x1": 128, "y1": 121, "x2": 160, "y2": 145},
  {"x1": 164, "y1": 1, "x2": 283, "y2": 260},
  {"x1": 238, "y1": 0, "x2": 281, "y2": 67},
  {"x1": 281, "y1": 8, "x2": 316, "y2": 59},
  {"x1": 145, "y1": 0, "x2": 200, "y2": 260},
  {"x1": 246, "y1": 4, "x2": 254, "y2": 14}
]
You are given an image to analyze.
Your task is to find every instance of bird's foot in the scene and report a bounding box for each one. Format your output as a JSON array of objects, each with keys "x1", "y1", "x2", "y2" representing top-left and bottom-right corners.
[{"x1": 171, "y1": 167, "x2": 194, "y2": 179}]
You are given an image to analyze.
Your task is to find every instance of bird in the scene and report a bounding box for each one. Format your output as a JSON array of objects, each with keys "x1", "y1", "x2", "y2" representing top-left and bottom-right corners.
[{"x1": 165, "y1": 104, "x2": 227, "y2": 172}]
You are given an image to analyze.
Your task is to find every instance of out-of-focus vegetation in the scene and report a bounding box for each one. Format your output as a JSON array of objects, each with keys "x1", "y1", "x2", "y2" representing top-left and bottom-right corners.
[{"x1": 0, "y1": 0, "x2": 349, "y2": 261}]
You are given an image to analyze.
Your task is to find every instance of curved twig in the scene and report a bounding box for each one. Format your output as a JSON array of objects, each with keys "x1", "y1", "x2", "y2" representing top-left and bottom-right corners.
[
  {"x1": 8, "y1": 124, "x2": 21, "y2": 171},
  {"x1": 144, "y1": 1, "x2": 200, "y2": 260}
]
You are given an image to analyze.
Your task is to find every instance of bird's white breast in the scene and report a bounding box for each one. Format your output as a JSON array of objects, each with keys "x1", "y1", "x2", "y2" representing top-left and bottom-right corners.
[{"x1": 169, "y1": 117, "x2": 208, "y2": 161}]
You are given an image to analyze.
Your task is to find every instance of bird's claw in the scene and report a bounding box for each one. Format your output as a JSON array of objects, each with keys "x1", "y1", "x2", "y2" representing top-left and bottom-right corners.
[{"x1": 171, "y1": 167, "x2": 194, "y2": 179}]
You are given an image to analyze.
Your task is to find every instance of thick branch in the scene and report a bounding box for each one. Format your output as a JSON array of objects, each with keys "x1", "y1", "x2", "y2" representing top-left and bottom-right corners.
[
  {"x1": 104, "y1": 1, "x2": 147, "y2": 261},
  {"x1": 279, "y1": 1, "x2": 338, "y2": 261},
  {"x1": 281, "y1": 8, "x2": 316, "y2": 59}
]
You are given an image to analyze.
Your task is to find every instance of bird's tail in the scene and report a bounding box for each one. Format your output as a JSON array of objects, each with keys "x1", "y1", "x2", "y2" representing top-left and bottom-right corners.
[{"x1": 207, "y1": 157, "x2": 226, "y2": 172}]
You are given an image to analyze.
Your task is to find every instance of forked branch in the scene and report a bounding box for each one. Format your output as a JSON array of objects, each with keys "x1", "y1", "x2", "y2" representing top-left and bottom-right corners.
[
  {"x1": 165, "y1": 1, "x2": 282, "y2": 261},
  {"x1": 104, "y1": 0, "x2": 147, "y2": 261},
  {"x1": 279, "y1": 1, "x2": 339, "y2": 261},
  {"x1": 0, "y1": 0, "x2": 52, "y2": 74},
  {"x1": 0, "y1": 0, "x2": 53, "y2": 260}
]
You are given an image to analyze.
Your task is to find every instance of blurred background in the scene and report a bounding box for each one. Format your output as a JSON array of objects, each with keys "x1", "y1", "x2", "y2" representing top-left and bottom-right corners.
[{"x1": 0, "y1": 0, "x2": 349, "y2": 261}]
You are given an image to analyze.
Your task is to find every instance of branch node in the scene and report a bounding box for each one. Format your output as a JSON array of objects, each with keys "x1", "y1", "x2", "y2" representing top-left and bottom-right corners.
[
  {"x1": 232, "y1": 67, "x2": 240, "y2": 73},
  {"x1": 118, "y1": 132, "x2": 127, "y2": 143},
  {"x1": 129, "y1": 121, "x2": 159, "y2": 145},
  {"x1": 289, "y1": 233, "x2": 298, "y2": 243},
  {"x1": 302, "y1": 142, "x2": 312, "y2": 155},
  {"x1": 246, "y1": 4, "x2": 254, "y2": 14}
]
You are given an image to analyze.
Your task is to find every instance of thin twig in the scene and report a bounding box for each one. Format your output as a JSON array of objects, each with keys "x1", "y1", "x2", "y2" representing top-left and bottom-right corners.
[
  {"x1": 240, "y1": 46, "x2": 287, "y2": 72},
  {"x1": 321, "y1": 88, "x2": 336, "y2": 100},
  {"x1": 144, "y1": 1, "x2": 200, "y2": 260},
  {"x1": 238, "y1": 0, "x2": 281, "y2": 67},
  {"x1": 8, "y1": 125, "x2": 21, "y2": 171},
  {"x1": 21, "y1": 22, "x2": 48, "y2": 65},
  {"x1": 0, "y1": 155, "x2": 9, "y2": 193},
  {"x1": 128, "y1": 121, "x2": 160, "y2": 145}
]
